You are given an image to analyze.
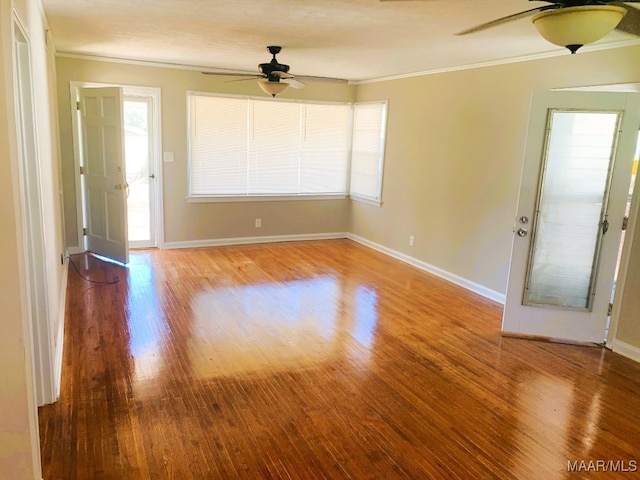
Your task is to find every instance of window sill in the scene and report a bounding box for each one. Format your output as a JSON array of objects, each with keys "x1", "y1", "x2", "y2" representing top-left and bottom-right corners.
[
  {"x1": 350, "y1": 195, "x2": 382, "y2": 207},
  {"x1": 187, "y1": 194, "x2": 348, "y2": 203}
]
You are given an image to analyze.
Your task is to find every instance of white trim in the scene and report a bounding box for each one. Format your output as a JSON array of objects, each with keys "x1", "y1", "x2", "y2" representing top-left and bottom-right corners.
[
  {"x1": 69, "y1": 81, "x2": 85, "y2": 250},
  {"x1": 611, "y1": 339, "x2": 640, "y2": 364},
  {"x1": 354, "y1": 39, "x2": 640, "y2": 85},
  {"x1": 187, "y1": 194, "x2": 347, "y2": 203},
  {"x1": 56, "y1": 39, "x2": 640, "y2": 85},
  {"x1": 53, "y1": 260, "x2": 68, "y2": 401},
  {"x1": 164, "y1": 232, "x2": 349, "y2": 250},
  {"x1": 66, "y1": 245, "x2": 84, "y2": 255},
  {"x1": 350, "y1": 195, "x2": 382, "y2": 207},
  {"x1": 347, "y1": 233, "x2": 506, "y2": 304}
]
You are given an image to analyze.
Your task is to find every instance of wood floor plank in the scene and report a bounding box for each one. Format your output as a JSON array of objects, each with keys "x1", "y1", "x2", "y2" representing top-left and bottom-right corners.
[{"x1": 39, "y1": 240, "x2": 640, "y2": 479}]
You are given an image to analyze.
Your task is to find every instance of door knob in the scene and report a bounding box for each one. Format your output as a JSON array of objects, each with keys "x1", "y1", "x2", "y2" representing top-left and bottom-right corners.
[{"x1": 517, "y1": 228, "x2": 528, "y2": 237}]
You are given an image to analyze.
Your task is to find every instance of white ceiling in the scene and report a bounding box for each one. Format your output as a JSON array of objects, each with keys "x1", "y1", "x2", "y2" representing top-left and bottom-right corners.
[{"x1": 42, "y1": 0, "x2": 640, "y2": 82}]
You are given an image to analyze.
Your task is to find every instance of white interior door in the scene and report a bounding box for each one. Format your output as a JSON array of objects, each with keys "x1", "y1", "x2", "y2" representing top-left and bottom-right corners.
[
  {"x1": 503, "y1": 91, "x2": 640, "y2": 344},
  {"x1": 79, "y1": 87, "x2": 128, "y2": 264}
]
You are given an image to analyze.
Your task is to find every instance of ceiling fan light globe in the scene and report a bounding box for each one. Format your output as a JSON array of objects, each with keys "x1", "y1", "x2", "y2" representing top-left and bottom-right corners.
[
  {"x1": 532, "y1": 5, "x2": 627, "y2": 51},
  {"x1": 258, "y1": 80, "x2": 289, "y2": 97}
]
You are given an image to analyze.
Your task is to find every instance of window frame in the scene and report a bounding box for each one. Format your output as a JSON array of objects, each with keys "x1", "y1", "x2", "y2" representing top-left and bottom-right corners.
[
  {"x1": 186, "y1": 91, "x2": 354, "y2": 202},
  {"x1": 348, "y1": 100, "x2": 388, "y2": 207}
]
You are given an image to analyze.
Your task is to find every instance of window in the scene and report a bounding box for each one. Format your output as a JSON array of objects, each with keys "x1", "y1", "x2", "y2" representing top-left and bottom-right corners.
[
  {"x1": 189, "y1": 93, "x2": 352, "y2": 198},
  {"x1": 349, "y1": 101, "x2": 387, "y2": 205}
]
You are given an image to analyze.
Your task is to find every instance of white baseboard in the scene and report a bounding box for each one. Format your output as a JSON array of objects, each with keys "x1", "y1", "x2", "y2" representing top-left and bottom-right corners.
[
  {"x1": 347, "y1": 233, "x2": 506, "y2": 304},
  {"x1": 53, "y1": 260, "x2": 69, "y2": 401},
  {"x1": 163, "y1": 232, "x2": 349, "y2": 250},
  {"x1": 66, "y1": 245, "x2": 84, "y2": 255},
  {"x1": 611, "y1": 339, "x2": 640, "y2": 364}
]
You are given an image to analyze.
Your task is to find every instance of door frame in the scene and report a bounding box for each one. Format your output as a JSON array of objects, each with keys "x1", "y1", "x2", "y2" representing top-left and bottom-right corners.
[
  {"x1": 123, "y1": 93, "x2": 157, "y2": 248},
  {"x1": 13, "y1": 18, "x2": 57, "y2": 406},
  {"x1": 607, "y1": 132, "x2": 640, "y2": 347},
  {"x1": 554, "y1": 83, "x2": 640, "y2": 349},
  {"x1": 69, "y1": 81, "x2": 164, "y2": 252}
]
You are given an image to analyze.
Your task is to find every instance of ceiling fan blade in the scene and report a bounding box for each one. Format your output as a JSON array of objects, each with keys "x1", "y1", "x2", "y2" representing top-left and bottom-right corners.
[
  {"x1": 271, "y1": 71, "x2": 295, "y2": 79},
  {"x1": 293, "y1": 75, "x2": 348, "y2": 84},
  {"x1": 224, "y1": 76, "x2": 264, "y2": 83},
  {"x1": 614, "y1": 3, "x2": 640, "y2": 36},
  {"x1": 282, "y1": 78, "x2": 306, "y2": 89},
  {"x1": 201, "y1": 71, "x2": 262, "y2": 77},
  {"x1": 456, "y1": 5, "x2": 555, "y2": 35}
]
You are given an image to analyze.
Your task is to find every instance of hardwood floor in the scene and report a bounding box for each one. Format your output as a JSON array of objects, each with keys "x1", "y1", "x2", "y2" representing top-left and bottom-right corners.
[{"x1": 39, "y1": 240, "x2": 640, "y2": 479}]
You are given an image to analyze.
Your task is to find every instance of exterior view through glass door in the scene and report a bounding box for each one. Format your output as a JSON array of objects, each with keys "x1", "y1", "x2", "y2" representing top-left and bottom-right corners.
[
  {"x1": 124, "y1": 96, "x2": 156, "y2": 248},
  {"x1": 503, "y1": 91, "x2": 640, "y2": 344}
]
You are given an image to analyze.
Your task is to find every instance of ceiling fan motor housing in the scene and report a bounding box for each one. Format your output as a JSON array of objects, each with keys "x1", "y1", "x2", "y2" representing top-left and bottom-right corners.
[{"x1": 259, "y1": 45, "x2": 290, "y2": 81}]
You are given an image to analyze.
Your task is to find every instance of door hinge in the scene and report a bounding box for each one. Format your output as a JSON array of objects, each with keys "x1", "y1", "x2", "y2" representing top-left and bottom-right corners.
[
  {"x1": 79, "y1": 166, "x2": 84, "y2": 175},
  {"x1": 608, "y1": 303, "x2": 613, "y2": 316},
  {"x1": 622, "y1": 216, "x2": 629, "y2": 231},
  {"x1": 83, "y1": 228, "x2": 87, "y2": 236},
  {"x1": 76, "y1": 101, "x2": 80, "y2": 110}
]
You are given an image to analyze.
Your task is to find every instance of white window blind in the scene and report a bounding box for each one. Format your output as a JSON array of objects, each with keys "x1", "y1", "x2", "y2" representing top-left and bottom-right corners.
[
  {"x1": 349, "y1": 101, "x2": 387, "y2": 203},
  {"x1": 189, "y1": 93, "x2": 351, "y2": 197}
]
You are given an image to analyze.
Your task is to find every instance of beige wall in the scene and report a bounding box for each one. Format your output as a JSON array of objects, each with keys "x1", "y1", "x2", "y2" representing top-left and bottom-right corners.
[
  {"x1": 56, "y1": 57, "x2": 356, "y2": 247},
  {"x1": 354, "y1": 45, "x2": 640, "y2": 302},
  {"x1": 1, "y1": 0, "x2": 66, "y2": 475}
]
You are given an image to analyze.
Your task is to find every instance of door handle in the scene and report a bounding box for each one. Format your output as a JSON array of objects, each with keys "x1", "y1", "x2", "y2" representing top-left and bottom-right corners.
[
  {"x1": 149, "y1": 173, "x2": 156, "y2": 179},
  {"x1": 114, "y1": 184, "x2": 122, "y2": 190},
  {"x1": 517, "y1": 228, "x2": 528, "y2": 237}
]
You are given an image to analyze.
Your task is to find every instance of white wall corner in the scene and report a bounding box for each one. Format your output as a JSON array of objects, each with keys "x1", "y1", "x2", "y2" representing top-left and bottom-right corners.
[
  {"x1": 347, "y1": 233, "x2": 506, "y2": 305},
  {"x1": 611, "y1": 339, "x2": 640, "y2": 364}
]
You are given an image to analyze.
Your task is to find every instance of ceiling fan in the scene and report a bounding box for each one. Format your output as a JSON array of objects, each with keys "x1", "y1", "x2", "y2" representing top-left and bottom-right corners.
[
  {"x1": 202, "y1": 46, "x2": 348, "y2": 97},
  {"x1": 385, "y1": 0, "x2": 640, "y2": 54}
]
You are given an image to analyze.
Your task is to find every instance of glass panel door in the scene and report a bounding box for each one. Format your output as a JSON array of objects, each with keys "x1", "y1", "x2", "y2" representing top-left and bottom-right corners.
[
  {"x1": 524, "y1": 110, "x2": 621, "y2": 310},
  {"x1": 502, "y1": 90, "x2": 640, "y2": 344}
]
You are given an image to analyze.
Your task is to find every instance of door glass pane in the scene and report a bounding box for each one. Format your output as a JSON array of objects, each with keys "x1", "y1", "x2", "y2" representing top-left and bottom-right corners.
[
  {"x1": 524, "y1": 110, "x2": 620, "y2": 310},
  {"x1": 124, "y1": 100, "x2": 151, "y2": 243}
]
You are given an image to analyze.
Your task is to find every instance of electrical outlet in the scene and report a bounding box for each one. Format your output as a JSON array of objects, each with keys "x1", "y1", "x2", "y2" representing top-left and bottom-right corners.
[
  {"x1": 409, "y1": 235, "x2": 415, "y2": 247},
  {"x1": 255, "y1": 218, "x2": 262, "y2": 228}
]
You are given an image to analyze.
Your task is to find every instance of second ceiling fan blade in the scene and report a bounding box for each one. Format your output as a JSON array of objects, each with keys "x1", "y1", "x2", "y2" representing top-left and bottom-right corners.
[
  {"x1": 293, "y1": 75, "x2": 348, "y2": 84},
  {"x1": 201, "y1": 70, "x2": 262, "y2": 77},
  {"x1": 614, "y1": 3, "x2": 640, "y2": 36},
  {"x1": 225, "y1": 76, "x2": 264, "y2": 83},
  {"x1": 282, "y1": 78, "x2": 305, "y2": 89},
  {"x1": 456, "y1": 5, "x2": 555, "y2": 35}
]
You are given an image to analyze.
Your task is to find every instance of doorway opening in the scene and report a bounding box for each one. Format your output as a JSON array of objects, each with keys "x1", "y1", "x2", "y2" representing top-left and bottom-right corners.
[
  {"x1": 124, "y1": 96, "x2": 156, "y2": 248},
  {"x1": 71, "y1": 83, "x2": 162, "y2": 258}
]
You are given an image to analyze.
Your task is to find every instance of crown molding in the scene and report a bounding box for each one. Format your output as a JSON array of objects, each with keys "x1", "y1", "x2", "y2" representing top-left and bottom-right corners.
[
  {"x1": 56, "y1": 37, "x2": 640, "y2": 85},
  {"x1": 55, "y1": 51, "x2": 245, "y2": 74},
  {"x1": 354, "y1": 38, "x2": 640, "y2": 85}
]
